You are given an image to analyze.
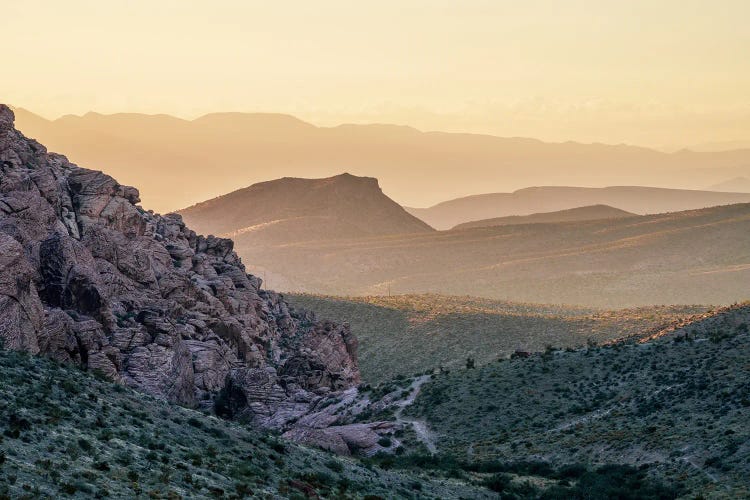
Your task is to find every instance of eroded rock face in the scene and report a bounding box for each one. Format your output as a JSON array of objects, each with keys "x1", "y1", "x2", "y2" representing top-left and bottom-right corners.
[{"x1": 0, "y1": 105, "x2": 359, "y2": 433}]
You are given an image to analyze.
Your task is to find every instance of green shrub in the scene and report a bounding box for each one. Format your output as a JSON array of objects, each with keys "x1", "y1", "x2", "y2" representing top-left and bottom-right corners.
[
  {"x1": 325, "y1": 459, "x2": 344, "y2": 473},
  {"x1": 482, "y1": 472, "x2": 512, "y2": 492},
  {"x1": 77, "y1": 438, "x2": 92, "y2": 453}
]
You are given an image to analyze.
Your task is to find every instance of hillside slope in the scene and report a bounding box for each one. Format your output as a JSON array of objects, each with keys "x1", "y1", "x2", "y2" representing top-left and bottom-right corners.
[
  {"x1": 287, "y1": 294, "x2": 707, "y2": 383},
  {"x1": 453, "y1": 204, "x2": 635, "y2": 230},
  {"x1": 407, "y1": 186, "x2": 750, "y2": 229},
  {"x1": 179, "y1": 173, "x2": 433, "y2": 242},
  {"x1": 0, "y1": 347, "x2": 492, "y2": 499},
  {"x1": 403, "y1": 303, "x2": 750, "y2": 497},
  {"x1": 236, "y1": 203, "x2": 750, "y2": 307},
  {"x1": 12, "y1": 107, "x2": 750, "y2": 213}
]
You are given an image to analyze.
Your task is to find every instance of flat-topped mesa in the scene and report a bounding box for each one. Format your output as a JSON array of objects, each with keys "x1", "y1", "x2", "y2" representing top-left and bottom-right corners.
[
  {"x1": 0, "y1": 103, "x2": 359, "y2": 431},
  {"x1": 179, "y1": 170, "x2": 434, "y2": 241}
]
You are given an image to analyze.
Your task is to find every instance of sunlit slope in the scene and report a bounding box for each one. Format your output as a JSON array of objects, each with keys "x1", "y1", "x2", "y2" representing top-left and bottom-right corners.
[
  {"x1": 287, "y1": 293, "x2": 707, "y2": 383},
  {"x1": 242, "y1": 203, "x2": 750, "y2": 307}
]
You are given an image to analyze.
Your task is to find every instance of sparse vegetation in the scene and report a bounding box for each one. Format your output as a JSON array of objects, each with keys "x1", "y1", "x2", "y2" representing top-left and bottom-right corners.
[
  {"x1": 289, "y1": 293, "x2": 707, "y2": 382},
  {"x1": 402, "y1": 304, "x2": 750, "y2": 497},
  {"x1": 0, "y1": 348, "x2": 494, "y2": 499},
  {"x1": 243, "y1": 203, "x2": 750, "y2": 307}
]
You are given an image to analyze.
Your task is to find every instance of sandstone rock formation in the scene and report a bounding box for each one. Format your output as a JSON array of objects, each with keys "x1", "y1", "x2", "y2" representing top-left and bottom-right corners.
[{"x1": 0, "y1": 105, "x2": 361, "y2": 437}]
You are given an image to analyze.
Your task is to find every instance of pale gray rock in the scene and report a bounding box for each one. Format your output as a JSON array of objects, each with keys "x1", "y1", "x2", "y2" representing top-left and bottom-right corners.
[{"x1": 283, "y1": 421, "x2": 398, "y2": 456}]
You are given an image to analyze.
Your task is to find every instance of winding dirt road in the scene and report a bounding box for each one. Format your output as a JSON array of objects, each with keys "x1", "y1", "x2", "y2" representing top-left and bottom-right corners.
[{"x1": 393, "y1": 375, "x2": 438, "y2": 454}]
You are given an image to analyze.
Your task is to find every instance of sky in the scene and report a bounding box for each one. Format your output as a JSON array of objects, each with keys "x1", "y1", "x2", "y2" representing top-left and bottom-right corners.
[{"x1": 3, "y1": 0, "x2": 750, "y2": 149}]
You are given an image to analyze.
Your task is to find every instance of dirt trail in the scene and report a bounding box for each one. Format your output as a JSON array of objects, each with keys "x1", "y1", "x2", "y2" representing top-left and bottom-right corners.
[
  {"x1": 393, "y1": 375, "x2": 438, "y2": 454},
  {"x1": 550, "y1": 384, "x2": 679, "y2": 433}
]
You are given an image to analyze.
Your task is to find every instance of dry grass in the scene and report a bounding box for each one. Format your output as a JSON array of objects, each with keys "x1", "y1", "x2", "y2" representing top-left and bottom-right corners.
[{"x1": 244, "y1": 203, "x2": 750, "y2": 307}]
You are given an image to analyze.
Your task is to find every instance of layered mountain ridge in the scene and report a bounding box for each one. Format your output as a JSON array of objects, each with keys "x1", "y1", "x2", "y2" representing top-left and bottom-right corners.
[
  {"x1": 408, "y1": 186, "x2": 750, "y2": 229},
  {"x1": 0, "y1": 105, "x2": 367, "y2": 446},
  {"x1": 234, "y1": 202, "x2": 750, "y2": 306},
  {"x1": 452, "y1": 204, "x2": 635, "y2": 230},
  {"x1": 13, "y1": 107, "x2": 750, "y2": 213}
]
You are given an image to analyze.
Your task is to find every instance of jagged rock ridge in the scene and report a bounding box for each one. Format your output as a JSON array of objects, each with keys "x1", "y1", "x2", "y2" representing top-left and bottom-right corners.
[{"x1": 0, "y1": 104, "x2": 360, "y2": 436}]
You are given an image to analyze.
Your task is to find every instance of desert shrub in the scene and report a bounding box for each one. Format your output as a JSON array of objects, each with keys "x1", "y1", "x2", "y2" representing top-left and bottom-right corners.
[
  {"x1": 554, "y1": 462, "x2": 587, "y2": 479},
  {"x1": 268, "y1": 440, "x2": 286, "y2": 455},
  {"x1": 59, "y1": 482, "x2": 77, "y2": 495},
  {"x1": 482, "y1": 472, "x2": 512, "y2": 492},
  {"x1": 93, "y1": 461, "x2": 110, "y2": 471},
  {"x1": 467, "y1": 459, "x2": 554, "y2": 477},
  {"x1": 573, "y1": 464, "x2": 682, "y2": 499},
  {"x1": 325, "y1": 459, "x2": 343, "y2": 473},
  {"x1": 298, "y1": 471, "x2": 335, "y2": 489},
  {"x1": 77, "y1": 438, "x2": 93, "y2": 453}
]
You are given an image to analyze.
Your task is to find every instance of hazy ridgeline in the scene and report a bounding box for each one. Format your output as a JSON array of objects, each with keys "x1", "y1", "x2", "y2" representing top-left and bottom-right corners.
[{"x1": 14, "y1": 108, "x2": 750, "y2": 214}]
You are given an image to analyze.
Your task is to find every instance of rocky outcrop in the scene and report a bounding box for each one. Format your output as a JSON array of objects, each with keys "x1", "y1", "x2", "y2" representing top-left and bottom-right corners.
[
  {"x1": 284, "y1": 421, "x2": 397, "y2": 456},
  {"x1": 0, "y1": 105, "x2": 359, "y2": 434}
]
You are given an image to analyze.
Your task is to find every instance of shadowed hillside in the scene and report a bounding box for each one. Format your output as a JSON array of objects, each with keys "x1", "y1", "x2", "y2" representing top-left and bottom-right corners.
[
  {"x1": 453, "y1": 204, "x2": 635, "y2": 230},
  {"x1": 179, "y1": 173, "x2": 433, "y2": 243},
  {"x1": 12, "y1": 107, "x2": 750, "y2": 214},
  {"x1": 408, "y1": 186, "x2": 750, "y2": 229},
  {"x1": 286, "y1": 293, "x2": 707, "y2": 383}
]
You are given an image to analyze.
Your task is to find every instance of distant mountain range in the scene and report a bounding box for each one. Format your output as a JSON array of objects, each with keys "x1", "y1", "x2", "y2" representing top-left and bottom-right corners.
[
  {"x1": 407, "y1": 186, "x2": 750, "y2": 229},
  {"x1": 178, "y1": 174, "x2": 750, "y2": 306},
  {"x1": 689, "y1": 139, "x2": 750, "y2": 152},
  {"x1": 11, "y1": 107, "x2": 750, "y2": 213},
  {"x1": 179, "y1": 173, "x2": 433, "y2": 245},
  {"x1": 452, "y1": 204, "x2": 635, "y2": 230},
  {"x1": 707, "y1": 176, "x2": 750, "y2": 193}
]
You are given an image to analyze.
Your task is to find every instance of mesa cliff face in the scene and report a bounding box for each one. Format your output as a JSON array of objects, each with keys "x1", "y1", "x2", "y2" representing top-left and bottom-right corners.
[
  {"x1": 0, "y1": 105, "x2": 359, "y2": 430},
  {"x1": 179, "y1": 173, "x2": 434, "y2": 241}
]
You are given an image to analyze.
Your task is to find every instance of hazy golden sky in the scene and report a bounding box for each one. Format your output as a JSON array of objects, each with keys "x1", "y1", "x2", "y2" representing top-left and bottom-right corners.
[{"x1": 4, "y1": 0, "x2": 749, "y2": 148}]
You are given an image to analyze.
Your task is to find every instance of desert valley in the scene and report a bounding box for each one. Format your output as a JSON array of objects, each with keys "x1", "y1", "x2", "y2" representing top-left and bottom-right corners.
[
  {"x1": 2, "y1": 2, "x2": 750, "y2": 498},
  {"x1": 2, "y1": 102, "x2": 749, "y2": 499}
]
